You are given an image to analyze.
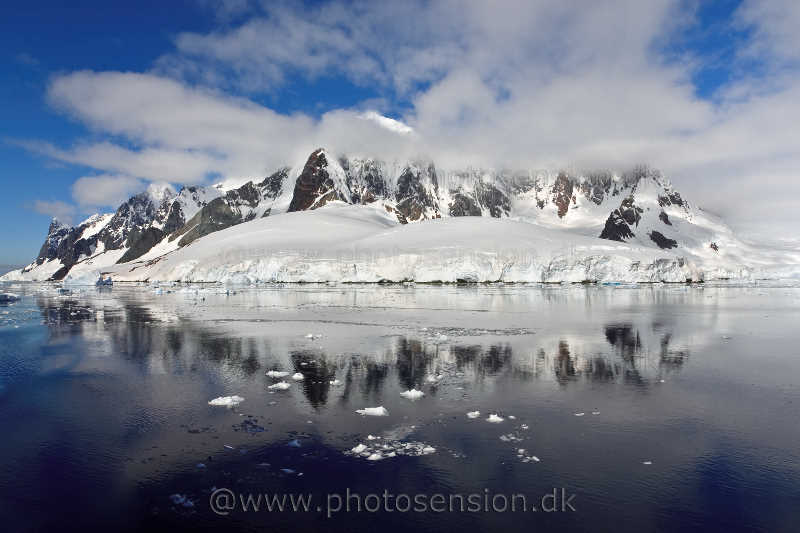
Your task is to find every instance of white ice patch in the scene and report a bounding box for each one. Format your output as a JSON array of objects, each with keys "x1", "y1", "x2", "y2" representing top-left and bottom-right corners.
[
  {"x1": 486, "y1": 414, "x2": 504, "y2": 423},
  {"x1": 208, "y1": 395, "x2": 244, "y2": 407},
  {"x1": 356, "y1": 406, "x2": 389, "y2": 417},
  {"x1": 329, "y1": 379, "x2": 342, "y2": 386},
  {"x1": 291, "y1": 372, "x2": 305, "y2": 381},
  {"x1": 466, "y1": 411, "x2": 481, "y2": 419},
  {"x1": 268, "y1": 382, "x2": 291, "y2": 390},
  {"x1": 266, "y1": 370, "x2": 290, "y2": 378},
  {"x1": 400, "y1": 389, "x2": 425, "y2": 400},
  {"x1": 351, "y1": 444, "x2": 368, "y2": 454}
]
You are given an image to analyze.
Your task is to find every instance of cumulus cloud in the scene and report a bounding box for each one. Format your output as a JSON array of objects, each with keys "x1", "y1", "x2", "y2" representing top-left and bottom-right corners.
[
  {"x1": 19, "y1": 0, "x2": 800, "y2": 237},
  {"x1": 31, "y1": 200, "x2": 76, "y2": 224},
  {"x1": 71, "y1": 174, "x2": 145, "y2": 209}
]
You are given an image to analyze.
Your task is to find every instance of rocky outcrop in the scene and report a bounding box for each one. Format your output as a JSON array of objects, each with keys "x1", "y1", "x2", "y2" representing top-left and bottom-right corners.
[
  {"x1": 289, "y1": 149, "x2": 343, "y2": 212},
  {"x1": 649, "y1": 231, "x2": 678, "y2": 249},
  {"x1": 551, "y1": 173, "x2": 575, "y2": 218},
  {"x1": 599, "y1": 196, "x2": 642, "y2": 241}
]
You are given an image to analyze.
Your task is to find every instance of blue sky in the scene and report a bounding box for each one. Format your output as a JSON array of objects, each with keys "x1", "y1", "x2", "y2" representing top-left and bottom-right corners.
[{"x1": 1, "y1": 0, "x2": 798, "y2": 265}]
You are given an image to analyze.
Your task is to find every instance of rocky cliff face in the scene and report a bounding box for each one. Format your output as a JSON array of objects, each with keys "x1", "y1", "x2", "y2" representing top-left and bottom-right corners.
[{"x1": 11, "y1": 148, "x2": 716, "y2": 281}]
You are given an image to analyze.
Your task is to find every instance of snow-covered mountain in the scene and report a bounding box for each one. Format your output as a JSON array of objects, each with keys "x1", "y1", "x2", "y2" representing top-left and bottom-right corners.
[{"x1": 3, "y1": 148, "x2": 798, "y2": 283}]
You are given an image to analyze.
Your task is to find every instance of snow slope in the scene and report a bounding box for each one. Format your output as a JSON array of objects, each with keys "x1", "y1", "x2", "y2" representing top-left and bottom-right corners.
[{"x1": 86, "y1": 202, "x2": 794, "y2": 284}]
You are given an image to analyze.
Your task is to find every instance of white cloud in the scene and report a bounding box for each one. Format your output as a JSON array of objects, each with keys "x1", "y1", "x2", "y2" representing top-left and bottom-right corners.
[
  {"x1": 20, "y1": 0, "x2": 800, "y2": 238},
  {"x1": 71, "y1": 174, "x2": 145, "y2": 209},
  {"x1": 31, "y1": 200, "x2": 76, "y2": 224}
]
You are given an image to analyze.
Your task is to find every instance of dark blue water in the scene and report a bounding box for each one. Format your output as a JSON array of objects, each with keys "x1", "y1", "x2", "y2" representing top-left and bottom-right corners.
[{"x1": 1, "y1": 283, "x2": 799, "y2": 532}]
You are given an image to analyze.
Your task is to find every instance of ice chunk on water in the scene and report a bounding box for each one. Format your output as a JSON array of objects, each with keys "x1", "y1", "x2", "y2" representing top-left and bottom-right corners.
[
  {"x1": 574, "y1": 412, "x2": 585, "y2": 417},
  {"x1": 486, "y1": 414, "x2": 504, "y2": 423},
  {"x1": 356, "y1": 406, "x2": 389, "y2": 416},
  {"x1": 367, "y1": 453, "x2": 383, "y2": 461},
  {"x1": 351, "y1": 444, "x2": 367, "y2": 454},
  {"x1": 268, "y1": 382, "x2": 291, "y2": 390},
  {"x1": 266, "y1": 370, "x2": 290, "y2": 378},
  {"x1": 466, "y1": 411, "x2": 481, "y2": 419},
  {"x1": 400, "y1": 389, "x2": 424, "y2": 400},
  {"x1": 642, "y1": 461, "x2": 652, "y2": 465},
  {"x1": 208, "y1": 395, "x2": 244, "y2": 407},
  {"x1": 292, "y1": 372, "x2": 305, "y2": 381},
  {"x1": 170, "y1": 494, "x2": 194, "y2": 508},
  {"x1": 329, "y1": 379, "x2": 342, "y2": 386}
]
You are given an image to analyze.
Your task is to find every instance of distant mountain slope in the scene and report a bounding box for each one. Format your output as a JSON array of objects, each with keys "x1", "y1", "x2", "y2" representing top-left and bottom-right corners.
[{"x1": 3, "y1": 148, "x2": 797, "y2": 282}]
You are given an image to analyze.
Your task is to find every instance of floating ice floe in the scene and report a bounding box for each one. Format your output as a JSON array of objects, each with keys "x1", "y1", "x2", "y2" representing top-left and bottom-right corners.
[
  {"x1": 347, "y1": 440, "x2": 437, "y2": 461},
  {"x1": 574, "y1": 412, "x2": 585, "y2": 417},
  {"x1": 170, "y1": 494, "x2": 194, "y2": 508},
  {"x1": 486, "y1": 414, "x2": 504, "y2": 423},
  {"x1": 266, "y1": 370, "x2": 290, "y2": 378},
  {"x1": 268, "y1": 382, "x2": 291, "y2": 390},
  {"x1": 400, "y1": 389, "x2": 424, "y2": 400},
  {"x1": 499, "y1": 433, "x2": 522, "y2": 442},
  {"x1": 291, "y1": 372, "x2": 305, "y2": 381},
  {"x1": 356, "y1": 406, "x2": 389, "y2": 416},
  {"x1": 425, "y1": 374, "x2": 443, "y2": 384},
  {"x1": 520, "y1": 424, "x2": 529, "y2": 430},
  {"x1": 642, "y1": 461, "x2": 653, "y2": 465},
  {"x1": 329, "y1": 379, "x2": 342, "y2": 386},
  {"x1": 208, "y1": 395, "x2": 244, "y2": 407},
  {"x1": 591, "y1": 411, "x2": 600, "y2": 415},
  {"x1": 288, "y1": 439, "x2": 302, "y2": 448},
  {"x1": 305, "y1": 333, "x2": 321, "y2": 340},
  {"x1": 466, "y1": 411, "x2": 481, "y2": 419}
]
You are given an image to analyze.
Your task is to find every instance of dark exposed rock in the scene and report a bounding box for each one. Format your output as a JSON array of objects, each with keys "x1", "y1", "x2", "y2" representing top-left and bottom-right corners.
[
  {"x1": 258, "y1": 168, "x2": 289, "y2": 199},
  {"x1": 395, "y1": 163, "x2": 440, "y2": 222},
  {"x1": 710, "y1": 242, "x2": 719, "y2": 252},
  {"x1": 176, "y1": 197, "x2": 243, "y2": 247},
  {"x1": 551, "y1": 173, "x2": 575, "y2": 218},
  {"x1": 288, "y1": 149, "x2": 342, "y2": 212},
  {"x1": 659, "y1": 210, "x2": 672, "y2": 225},
  {"x1": 658, "y1": 192, "x2": 685, "y2": 208},
  {"x1": 341, "y1": 158, "x2": 387, "y2": 204},
  {"x1": 119, "y1": 227, "x2": 166, "y2": 263},
  {"x1": 476, "y1": 181, "x2": 510, "y2": 218},
  {"x1": 649, "y1": 231, "x2": 678, "y2": 249},
  {"x1": 449, "y1": 193, "x2": 482, "y2": 216},
  {"x1": 599, "y1": 196, "x2": 642, "y2": 241},
  {"x1": 579, "y1": 172, "x2": 614, "y2": 205}
]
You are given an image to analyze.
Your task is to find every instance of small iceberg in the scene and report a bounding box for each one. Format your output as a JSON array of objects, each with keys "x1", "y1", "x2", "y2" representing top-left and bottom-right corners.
[
  {"x1": 466, "y1": 411, "x2": 481, "y2": 419},
  {"x1": 366, "y1": 453, "x2": 383, "y2": 461},
  {"x1": 268, "y1": 382, "x2": 291, "y2": 390},
  {"x1": 400, "y1": 389, "x2": 424, "y2": 400},
  {"x1": 356, "y1": 406, "x2": 389, "y2": 417},
  {"x1": 0, "y1": 293, "x2": 20, "y2": 303},
  {"x1": 95, "y1": 276, "x2": 113, "y2": 287},
  {"x1": 266, "y1": 370, "x2": 290, "y2": 378},
  {"x1": 486, "y1": 414, "x2": 504, "y2": 423},
  {"x1": 291, "y1": 372, "x2": 305, "y2": 381},
  {"x1": 574, "y1": 412, "x2": 585, "y2": 417},
  {"x1": 208, "y1": 395, "x2": 244, "y2": 407},
  {"x1": 329, "y1": 379, "x2": 342, "y2": 386},
  {"x1": 351, "y1": 443, "x2": 368, "y2": 454}
]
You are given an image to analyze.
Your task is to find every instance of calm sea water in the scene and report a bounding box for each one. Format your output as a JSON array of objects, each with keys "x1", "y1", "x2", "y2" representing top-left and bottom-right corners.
[{"x1": 1, "y1": 283, "x2": 799, "y2": 532}]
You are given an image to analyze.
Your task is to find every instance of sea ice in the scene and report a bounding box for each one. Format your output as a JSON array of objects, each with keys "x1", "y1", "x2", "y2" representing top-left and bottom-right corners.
[
  {"x1": 208, "y1": 395, "x2": 244, "y2": 407},
  {"x1": 266, "y1": 370, "x2": 290, "y2": 378},
  {"x1": 351, "y1": 444, "x2": 368, "y2": 454},
  {"x1": 291, "y1": 372, "x2": 305, "y2": 381},
  {"x1": 467, "y1": 411, "x2": 481, "y2": 419},
  {"x1": 329, "y1": 379, "x2": 342, "y2": 385},
  {"x1": 367, "y1": 453, "x2": 383, "y2": 461},
  {"x1": 356, "y1": 406, "x2": 389, "y2": 416},
  {"x1": 400, "y1": 389, "x2": 425, "y2": 400},
  {"x1": 486, "y1": 414, "x2": 504, "y2": 423},
  {"x1": 268, "y1": 382, "x2": 291, "y2": 390}
]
